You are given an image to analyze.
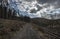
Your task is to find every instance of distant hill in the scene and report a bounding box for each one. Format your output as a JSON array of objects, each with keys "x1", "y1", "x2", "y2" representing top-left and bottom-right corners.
[{"x1": 0, "y1": 2, "x2": 60, "y2": 39}]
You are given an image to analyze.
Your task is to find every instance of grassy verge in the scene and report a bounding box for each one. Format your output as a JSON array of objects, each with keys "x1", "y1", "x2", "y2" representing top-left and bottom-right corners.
[{"x1": 0, "y1": 19, "x2": 25, "y2": 39}]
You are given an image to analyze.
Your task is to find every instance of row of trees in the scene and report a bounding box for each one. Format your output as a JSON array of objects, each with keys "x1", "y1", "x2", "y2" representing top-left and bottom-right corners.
[
  {"x1": 0, "y1": 4, "x2": 31, "y2": 22},
  {"x1": 0, "y1": 4, "x2": 16, "y2": 19}
]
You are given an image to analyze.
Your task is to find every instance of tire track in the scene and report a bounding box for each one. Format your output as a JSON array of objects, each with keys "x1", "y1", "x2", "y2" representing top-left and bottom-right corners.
[{"x1": 11, "y1": 23, "x2": 43, "y2": 39}]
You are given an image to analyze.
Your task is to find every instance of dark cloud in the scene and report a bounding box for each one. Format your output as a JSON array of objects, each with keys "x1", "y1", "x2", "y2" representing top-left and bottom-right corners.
[
  {"x1": 37, "y1": 0, "x2": 47, "y2": 4},
  {"x1": 36, "y1": 5, "x2": 42, "y2": 11},
  {"x1": 36, "y1": 0, "x2": 60, "y2": 8},
  {"x1": 37, "y1": 0, "x2": 60, "y2": 4},
  {"x1": 30, "y1": 9, "x2": 37, "y2": 13},
  {"x1": 24, "y1": 0, "x2": 35, "y2": 2}
]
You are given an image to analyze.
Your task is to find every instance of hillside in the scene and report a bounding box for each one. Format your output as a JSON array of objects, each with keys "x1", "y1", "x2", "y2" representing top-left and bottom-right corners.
[
  {"x1": 0, "y1": 18, "x2": 60, "y2": 39},
  {"x1": 31, "y1": 18, "x2": 60, "y2": 39},
  {"x1": 0, "y1": 18, "x2": 26, "y2": 39},
  {"x1": 0, "y1": 3, "x2": 60, "y2": 39}
]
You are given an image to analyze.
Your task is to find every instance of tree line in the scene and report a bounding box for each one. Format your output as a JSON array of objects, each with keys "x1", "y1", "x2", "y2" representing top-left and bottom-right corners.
[{"x1": 0, "y1": 4, "x2": 31, "y2": 22}]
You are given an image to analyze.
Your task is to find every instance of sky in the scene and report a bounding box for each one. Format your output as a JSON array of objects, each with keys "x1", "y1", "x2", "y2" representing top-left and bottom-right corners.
[{"x1": 7, "y1": 0, "x2": 60, "y2": 19}]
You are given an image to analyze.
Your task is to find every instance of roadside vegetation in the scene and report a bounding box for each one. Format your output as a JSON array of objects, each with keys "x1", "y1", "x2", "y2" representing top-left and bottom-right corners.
[{"x1": 0, "y1": 2, "x2": 60, "y2": 39}]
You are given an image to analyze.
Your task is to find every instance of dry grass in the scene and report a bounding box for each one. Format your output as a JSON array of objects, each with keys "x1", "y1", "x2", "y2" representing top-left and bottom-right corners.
[
  {"x1": 0, "y1": 19, "x2": 26, "y2": 39},
  {"x1": 31, "y1": 18, "x2": 60, "y2": 39}
]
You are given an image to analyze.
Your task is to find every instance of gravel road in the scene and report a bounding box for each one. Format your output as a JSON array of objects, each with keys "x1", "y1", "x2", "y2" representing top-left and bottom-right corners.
[{"x1": 11, "y1": 23, "x2": 43, "y2": 39}]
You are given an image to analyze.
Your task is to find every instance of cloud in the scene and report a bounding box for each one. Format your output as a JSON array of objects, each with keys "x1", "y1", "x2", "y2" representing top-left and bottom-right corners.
[
  {"x1": 7, "y1": 0, "x2": 60, "y2": 19},
  {"x1": 37, "y1": 0, "x2": 60, "y2": 8}
]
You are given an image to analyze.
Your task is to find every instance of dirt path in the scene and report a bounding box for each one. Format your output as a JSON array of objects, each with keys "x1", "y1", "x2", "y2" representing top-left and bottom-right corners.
[{"x1": 11, "y1": 23, "x2": 43, "y2": 39}]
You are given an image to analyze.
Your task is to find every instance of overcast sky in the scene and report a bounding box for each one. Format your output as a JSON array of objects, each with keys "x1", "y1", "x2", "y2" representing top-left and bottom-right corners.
[{"x1": 7, "y1": 0, "x2": 60, "y2": 19}]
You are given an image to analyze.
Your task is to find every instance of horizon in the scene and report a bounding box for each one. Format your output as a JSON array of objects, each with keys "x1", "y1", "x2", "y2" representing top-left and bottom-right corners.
[{"x1": 0, "y1": 0, "x2": 60, "y2": 19}]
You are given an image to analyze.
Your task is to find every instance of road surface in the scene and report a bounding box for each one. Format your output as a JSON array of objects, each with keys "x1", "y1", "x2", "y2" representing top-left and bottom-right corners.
[{"x1": 11, "y1": 23, "x2": 43, "y2": 39}]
